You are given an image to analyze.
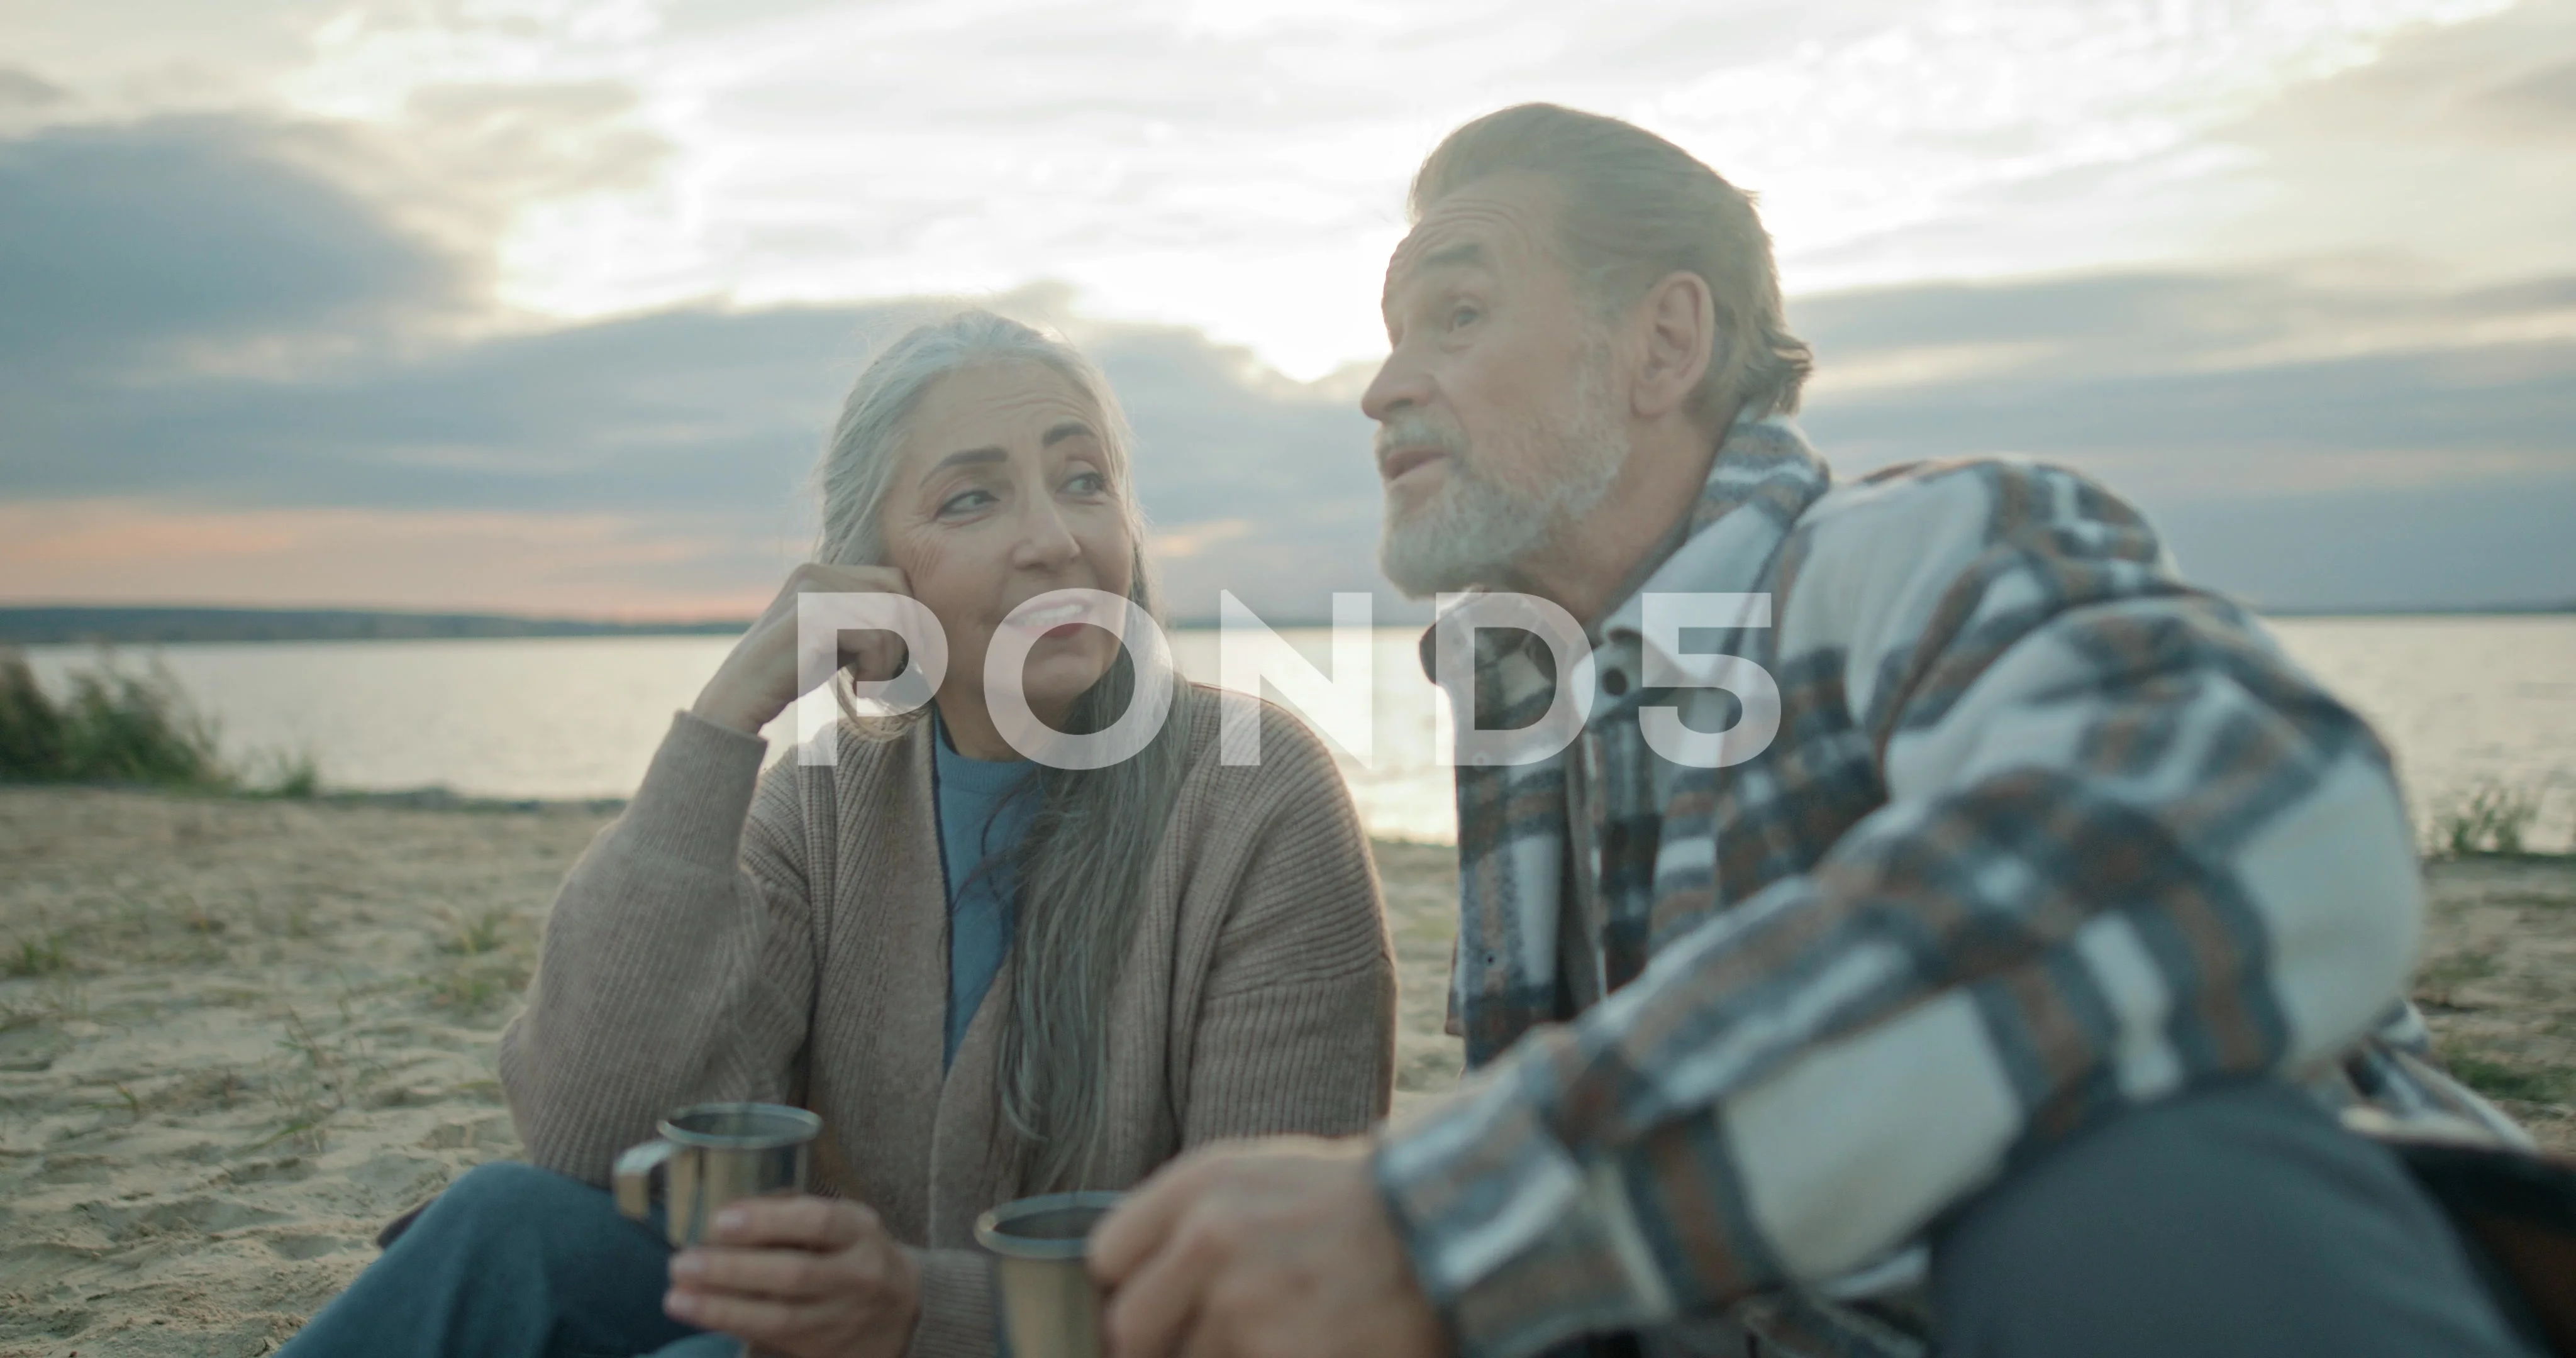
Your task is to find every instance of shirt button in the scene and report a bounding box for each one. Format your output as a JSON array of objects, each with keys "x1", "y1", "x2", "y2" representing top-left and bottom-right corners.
[{"x1": 1602, "y1": 669, "x2": 1629, "y2": 697}]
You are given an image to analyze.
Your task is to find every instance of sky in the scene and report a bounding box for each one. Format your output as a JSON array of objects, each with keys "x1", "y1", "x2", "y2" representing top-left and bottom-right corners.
[{"x1": 3, "y1": 0, "x2": 2572, "y2": 619}]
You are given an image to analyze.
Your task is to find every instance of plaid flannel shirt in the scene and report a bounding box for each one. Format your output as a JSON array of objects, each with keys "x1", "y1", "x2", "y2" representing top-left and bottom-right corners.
[{"x1": 1372, "y1": 416, "x2": 2529, "y2": 1358}]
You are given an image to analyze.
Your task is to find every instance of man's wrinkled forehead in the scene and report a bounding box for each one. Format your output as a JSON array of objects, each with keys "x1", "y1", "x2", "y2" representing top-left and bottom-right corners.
[{"x1": 1381, "y1": 176, "x2": 1558, "y2": 312}]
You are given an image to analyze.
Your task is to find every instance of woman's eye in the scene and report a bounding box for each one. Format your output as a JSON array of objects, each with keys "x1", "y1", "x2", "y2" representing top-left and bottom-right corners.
[
  {"x1": 937, "y1": 489, "x2": 996, "y2": 517},
  {"x1": 1063, "y1": 471, "x2": 1108, "y2": 495},
  {"x1": 1446, "y1": 303, "x2": 1481, "y2": 332}
]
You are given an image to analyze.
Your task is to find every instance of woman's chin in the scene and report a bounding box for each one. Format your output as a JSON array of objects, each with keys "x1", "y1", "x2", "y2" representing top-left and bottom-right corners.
[{"x1": 1019, "y1": 661, "x2": 1115, "y2": 721}]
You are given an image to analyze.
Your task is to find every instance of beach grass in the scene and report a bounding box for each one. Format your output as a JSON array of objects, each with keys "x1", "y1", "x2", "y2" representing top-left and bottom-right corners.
[
  {"x1": 2426, "y1": 779, "x2": 2557, "y2": 858},
  {"x1": 6, "y1": 931, "x2": 70, "y2": 979},
  {"x1": 0, "y1": 648, "x2": 319, "y2": 797}
]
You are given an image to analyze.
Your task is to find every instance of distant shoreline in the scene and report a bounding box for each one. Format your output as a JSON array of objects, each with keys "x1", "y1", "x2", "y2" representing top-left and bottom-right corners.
[{"x1": 4, "y1": 600, "x2": 2572, "y2": 646}]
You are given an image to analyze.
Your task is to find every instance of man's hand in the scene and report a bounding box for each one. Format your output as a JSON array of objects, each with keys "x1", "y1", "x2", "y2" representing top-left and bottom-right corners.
[
  {"x1": 1089, "y1": 1135, "x2": 1446, "y2": 1358},
  {"x1": 664, "y1": 1195, "x2": 919, "y2": 1358}
]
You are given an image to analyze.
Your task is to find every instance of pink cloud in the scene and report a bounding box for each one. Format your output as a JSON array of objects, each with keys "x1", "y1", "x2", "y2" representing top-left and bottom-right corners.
[{"x1": 0, "y1": 499, "x2": 788, "y2": 620}]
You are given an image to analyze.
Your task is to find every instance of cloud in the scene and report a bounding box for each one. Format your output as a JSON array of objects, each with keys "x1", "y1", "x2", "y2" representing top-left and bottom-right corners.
[
  {"x1": 2179, "y1": 0, "x2": 2576, "y2": 282},
  {"x1": 2145, "y1": 477, "x2": 2576, "y2": 613},
  {"x1": 1797, "y1": 266, "x2": 2576, "y2": 487},
  {"x1": 11, "y1": 0, "x2": 2559, "y2": 379},
  {"x1": 0, "y1": 114, "x2": 469, "y2": 370},
  {"x1": 174, "y1": 0, "x2": 2516, "y2": 377},
  {"x1": 1770, "y1": 0, "x2": 2576, "y2": 307},
  {"x1": 399, "y1": 80, "x2": 670, "y2": 200},
  {"x1": 0, "y1": 67, "x2": 65, "y2": 109},
  {"x1": 0, "y1": 107, "x2": 1385, "y2": 618},
  {"x1": 2245, "y1": 0, "x2": 2576, "y2": 143},
  {"x1": 2, "y1": 99, "x2": 2568, "y2": 619},
  {"x1": 0, "y1": 104, "x2": 846, "y2": 521},
  {"x1": 2484, "y1": 56, "x2": 2576, "y2": 128},
  {"x1": 1792, "y1": 263, "x2": 2576, "y2": 608}
]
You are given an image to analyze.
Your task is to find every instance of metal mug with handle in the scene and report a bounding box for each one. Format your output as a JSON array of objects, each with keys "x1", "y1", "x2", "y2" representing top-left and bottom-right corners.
[
  {"x1": 975, "y1": 1190, "x2": 1125, "y2": 1358},
  {"x1": 614, "y1": 1101, "x2": 823, "y2": 1247}
]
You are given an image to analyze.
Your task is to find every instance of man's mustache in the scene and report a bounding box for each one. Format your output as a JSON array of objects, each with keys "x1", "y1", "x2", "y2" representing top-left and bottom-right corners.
[{"x1": 1372, "y1": 412, "x2": 1468, "y2": 461}]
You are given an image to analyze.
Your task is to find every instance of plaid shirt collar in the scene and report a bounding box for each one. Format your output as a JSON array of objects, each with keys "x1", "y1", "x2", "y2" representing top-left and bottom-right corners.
[{"x1": 1418, "y1": 416, "x2": 1834, "y2": 1066}]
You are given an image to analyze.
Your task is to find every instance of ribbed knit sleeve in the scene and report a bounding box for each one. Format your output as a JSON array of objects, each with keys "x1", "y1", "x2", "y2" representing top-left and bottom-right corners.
[
  {"x1": 499, "y1": 710, "x2": 820, "y2": 1185},
  {"x1": 907, "y1": 1247, "x2": 997, "y2": 1358},
  {"x1": 1177, "y1": 704, "x2": 1397, "y2": 1144}
]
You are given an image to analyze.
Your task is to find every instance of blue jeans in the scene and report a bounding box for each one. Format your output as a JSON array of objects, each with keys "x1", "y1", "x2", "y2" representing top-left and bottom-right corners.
[{"x1": 276, "y1": 1160, "x2": 742, "y2": 1358}]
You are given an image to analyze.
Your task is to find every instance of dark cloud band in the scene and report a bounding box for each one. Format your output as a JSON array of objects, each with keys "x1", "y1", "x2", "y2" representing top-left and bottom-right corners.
[{"x1": 2, "y1": 109, "x2": 2567, "y2": 616}]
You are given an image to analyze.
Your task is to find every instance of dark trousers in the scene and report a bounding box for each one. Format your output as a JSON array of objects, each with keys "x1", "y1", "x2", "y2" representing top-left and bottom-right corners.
[
  {"x1": 1601, "y1": 1079, "x2": 2543, "y2": 1357},
  {"x1": 274, "y1": 1160, "x2": 742, "y2": 1358},
  {"x1": 1926, "y1": 1078, "x2": 2543, "y2": 1357}
]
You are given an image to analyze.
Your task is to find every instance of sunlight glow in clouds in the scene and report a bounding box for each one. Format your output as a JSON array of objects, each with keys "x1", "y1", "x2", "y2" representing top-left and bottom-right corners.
[
  {"x1": 258, "y1": 0, "x2": 2520, "y2": 378},
  {"x1": 6, "y1": 0, "x2": 2572, "y2": 616}
]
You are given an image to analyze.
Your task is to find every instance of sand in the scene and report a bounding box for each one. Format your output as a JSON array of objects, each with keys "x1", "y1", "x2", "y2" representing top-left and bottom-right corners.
[{"x1": 2, "y1": 786, "x2": 2568, "y2": 1356}]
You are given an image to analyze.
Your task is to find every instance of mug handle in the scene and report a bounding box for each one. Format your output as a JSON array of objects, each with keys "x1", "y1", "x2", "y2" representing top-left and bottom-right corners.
[{"x1": 614, "y1": 1137, "x2": 678, "y2": 1223}]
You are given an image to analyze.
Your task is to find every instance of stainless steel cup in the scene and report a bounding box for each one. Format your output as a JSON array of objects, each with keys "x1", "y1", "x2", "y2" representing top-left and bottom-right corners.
[
  {"x1": 975, "y1": 1190, "x2": 1124, "y2": 1358},
  {"x1": 614, "y1": 1101, "x2": 822, "y2": 1247}
]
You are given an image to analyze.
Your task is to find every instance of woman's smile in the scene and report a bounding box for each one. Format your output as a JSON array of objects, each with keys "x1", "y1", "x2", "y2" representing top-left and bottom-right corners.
[
  {"x1": 1006, "y1": 598, "x2": 1094, "y2": 634},
  {"x1": 1002, "y1": 597, "x2": 1114, "y2": 652}
]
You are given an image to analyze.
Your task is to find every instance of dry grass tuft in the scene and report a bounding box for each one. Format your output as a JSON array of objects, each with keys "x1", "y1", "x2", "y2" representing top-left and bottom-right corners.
[{"x1": 2427, "y1": 780, "x2": 2557, "y2": 858}]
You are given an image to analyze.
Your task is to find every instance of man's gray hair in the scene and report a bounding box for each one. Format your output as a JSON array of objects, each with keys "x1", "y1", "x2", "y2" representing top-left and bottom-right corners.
[
  {"x1": 816, "y1": 309, "x2": 1194, "y2": 1192},
  {"x1": 1409, "y1": 103, "x2": 1814, "y2": 422}
]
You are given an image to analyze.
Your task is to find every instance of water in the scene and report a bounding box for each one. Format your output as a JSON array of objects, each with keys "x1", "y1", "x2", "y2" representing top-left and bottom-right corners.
[
  {"x1": 2268, "y1": 617, "x2": 2576, "y2": 851},
  {"x1": 19, "y1": 619, "x2": 2575, "y2": 849}
]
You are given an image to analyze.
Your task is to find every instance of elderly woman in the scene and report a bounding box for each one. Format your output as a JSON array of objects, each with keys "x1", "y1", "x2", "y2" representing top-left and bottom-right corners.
[{"x1": 280, "y1": 312, "x2": 1397, "y2": 1358}]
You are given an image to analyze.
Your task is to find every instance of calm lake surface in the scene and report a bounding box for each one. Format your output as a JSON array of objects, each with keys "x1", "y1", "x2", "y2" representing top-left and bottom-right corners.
[{"x1": 22, "y1": 618, "x2": 2576, "y2": 849}]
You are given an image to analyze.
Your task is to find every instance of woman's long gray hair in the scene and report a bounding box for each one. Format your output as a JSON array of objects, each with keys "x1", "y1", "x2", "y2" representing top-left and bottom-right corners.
[{"x1": 817, "y1": 309, "x2": 1194, "y2": 1191}]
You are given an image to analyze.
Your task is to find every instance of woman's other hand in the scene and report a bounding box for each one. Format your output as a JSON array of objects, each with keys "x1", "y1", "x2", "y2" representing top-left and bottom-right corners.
[
  {"x1": 691, "y1": 563, "x2": 913, "y2": 736},
  {"x1": 665, "y1": 1195, "x2": 921, "y2": 1358}
]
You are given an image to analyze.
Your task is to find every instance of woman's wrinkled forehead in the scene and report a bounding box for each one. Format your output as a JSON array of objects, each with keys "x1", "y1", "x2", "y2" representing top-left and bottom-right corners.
[
  {"x1": 900, "y1": 359, "x2": 1119, "y2": 476},
  {"x1": 913, "y1": 358, "x2": 1097, "y2": 438}
]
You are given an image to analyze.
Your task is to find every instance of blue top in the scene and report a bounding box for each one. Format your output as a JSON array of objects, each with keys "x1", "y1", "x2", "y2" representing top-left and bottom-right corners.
[{"x1": 931, "y1": 712, "x2": 1039, "y2": 1069}]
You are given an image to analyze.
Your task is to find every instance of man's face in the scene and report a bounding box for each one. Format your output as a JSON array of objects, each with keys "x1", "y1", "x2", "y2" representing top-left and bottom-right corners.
[{"x1": 1363, "y1": 173, "x2": 1632, "y2": 597}]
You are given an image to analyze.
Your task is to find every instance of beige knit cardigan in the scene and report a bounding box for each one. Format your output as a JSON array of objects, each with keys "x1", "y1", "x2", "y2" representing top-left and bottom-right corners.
[{"x1": 499, "y1": 690, "x2": 1397, "y2": 1358}]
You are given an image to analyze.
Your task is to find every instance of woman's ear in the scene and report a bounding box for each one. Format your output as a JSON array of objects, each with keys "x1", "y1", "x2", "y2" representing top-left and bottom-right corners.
[{"x1": 1629, "y1": 270, "x2": 1717, "y2": 422}]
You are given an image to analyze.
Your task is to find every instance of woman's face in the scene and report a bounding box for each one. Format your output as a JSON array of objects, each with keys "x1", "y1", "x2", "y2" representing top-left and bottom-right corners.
[{"x1": 879, "y1": 358, "x2": 1136, "y2": 729}]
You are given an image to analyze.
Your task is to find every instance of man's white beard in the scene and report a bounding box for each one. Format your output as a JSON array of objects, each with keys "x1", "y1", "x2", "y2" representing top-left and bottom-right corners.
[{"x1": 1378, "y1": 346, "x2": 1631, "y2": 598}]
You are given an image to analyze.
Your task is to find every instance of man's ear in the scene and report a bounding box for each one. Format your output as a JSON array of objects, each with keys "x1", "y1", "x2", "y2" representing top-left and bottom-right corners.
[{"x1": 1629, "y1": 270, "x2": 1716, "y2": 422}]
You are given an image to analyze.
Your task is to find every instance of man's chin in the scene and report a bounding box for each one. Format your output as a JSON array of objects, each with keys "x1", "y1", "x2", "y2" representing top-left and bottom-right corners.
[
  {"x1": 1379, "y1": 533, "x2": 1495, "y2": 599},
  {"x1": 1380, "y1": 482, "x2": 1550, "y2": 597}
]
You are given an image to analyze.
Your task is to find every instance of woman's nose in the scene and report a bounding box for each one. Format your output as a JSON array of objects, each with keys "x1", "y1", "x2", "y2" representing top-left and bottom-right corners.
[{"x1": 1009, "y1": 497, "x2": 1082, "y2": 570}]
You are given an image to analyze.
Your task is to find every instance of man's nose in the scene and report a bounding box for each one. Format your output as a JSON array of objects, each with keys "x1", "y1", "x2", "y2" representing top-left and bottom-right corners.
[{"x1": 1360, "y1": 351, "x2": 1431, "y2": 424}]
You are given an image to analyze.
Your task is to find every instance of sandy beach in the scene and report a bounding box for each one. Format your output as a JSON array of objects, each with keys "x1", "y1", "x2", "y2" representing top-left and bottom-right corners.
[{"x1": 3, "y1": 786, "x2": 2570, "y2": 1356}]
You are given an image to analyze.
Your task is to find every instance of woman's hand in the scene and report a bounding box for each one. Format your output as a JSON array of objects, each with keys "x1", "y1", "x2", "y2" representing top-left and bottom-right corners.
[
  {"x1": 691, "y1": 563, "x2": 913, "y2": 736},
  {"x1": 665, "y1": 1195, "x2": 921, "y2": 1358}
]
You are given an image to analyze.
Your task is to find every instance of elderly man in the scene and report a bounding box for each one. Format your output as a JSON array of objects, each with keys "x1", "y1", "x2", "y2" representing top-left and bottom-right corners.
[{"x1": 1091, "y1": 104, "x2": 2544, "y2": 1358}]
